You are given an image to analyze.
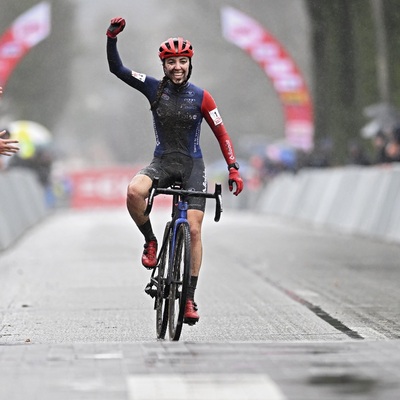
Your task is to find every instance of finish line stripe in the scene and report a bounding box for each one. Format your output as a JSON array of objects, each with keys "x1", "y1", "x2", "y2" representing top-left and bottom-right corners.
[{"x1": 127, "y1": 373, "x2": 286, "y2": 400}]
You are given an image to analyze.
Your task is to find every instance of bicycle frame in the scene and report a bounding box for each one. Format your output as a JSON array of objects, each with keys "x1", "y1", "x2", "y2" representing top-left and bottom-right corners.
[
  {"x1": 144, "y1": 177, "x2": 222, "y2": 340},
  {"x1": 167, "y1": 197, "x2": 189, "y2": 285}
]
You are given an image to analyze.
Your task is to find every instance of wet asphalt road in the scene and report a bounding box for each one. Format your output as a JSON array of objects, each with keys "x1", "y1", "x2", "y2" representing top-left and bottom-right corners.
[{"x1": 0, "y1": 208, "x2": 400, "y2": 399}]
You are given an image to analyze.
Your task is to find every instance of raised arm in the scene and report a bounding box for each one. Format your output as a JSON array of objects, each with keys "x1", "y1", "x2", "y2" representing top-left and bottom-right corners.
[
  {"x1": 106, "y1": 17, "x2": 158, "y2": 98},
  {"x1": 106, "y1": 17, "x2": 132, "y2": 80}
]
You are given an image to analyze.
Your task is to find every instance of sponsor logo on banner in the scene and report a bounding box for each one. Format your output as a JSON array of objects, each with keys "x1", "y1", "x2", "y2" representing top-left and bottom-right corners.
[
  {"x1": 69, "y1": 166, "x2": 171, "y2": 209},
  {"x1": 69, "y1": 167, "x2": 138, "y2": 208}
]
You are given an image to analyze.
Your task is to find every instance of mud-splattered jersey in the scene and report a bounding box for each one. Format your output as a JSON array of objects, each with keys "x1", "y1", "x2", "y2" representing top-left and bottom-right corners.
[{"x1": 107, "y1": 37, "x2": 236, "y2": 164}]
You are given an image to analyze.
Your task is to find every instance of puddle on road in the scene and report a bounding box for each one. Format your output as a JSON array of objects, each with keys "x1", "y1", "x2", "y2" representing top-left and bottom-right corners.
[{"x1": 308, "y1": 372, "x2": 378, "y2": 394}]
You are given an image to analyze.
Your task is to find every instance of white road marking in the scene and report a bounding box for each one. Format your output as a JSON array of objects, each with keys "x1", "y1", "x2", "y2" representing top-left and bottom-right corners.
[{"x1": 127, "y1": 373, "x2": 286, "y2": 400}]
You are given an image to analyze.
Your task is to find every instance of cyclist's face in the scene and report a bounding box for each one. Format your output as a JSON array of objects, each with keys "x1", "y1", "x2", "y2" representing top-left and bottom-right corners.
[{"x1": 163, "y1": 56, "x2": 190, "y2": 84}]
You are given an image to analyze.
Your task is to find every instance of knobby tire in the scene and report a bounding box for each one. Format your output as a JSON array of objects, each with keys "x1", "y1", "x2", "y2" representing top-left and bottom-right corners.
[
  {"x1": 168, "y1": 222, "x2": 191, "y2": 341},
  {"x1": 155, "y1": 223, "x2": 171, "y2": 339}
]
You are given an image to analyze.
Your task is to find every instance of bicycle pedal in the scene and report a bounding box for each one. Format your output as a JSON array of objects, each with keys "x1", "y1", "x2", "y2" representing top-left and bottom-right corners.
[
  {"x1": 183, "y1": 317, "x2": 198, "y2": 326},
  {"x1": 144, "y1": 283, "x2": 157, "y2": 298}
]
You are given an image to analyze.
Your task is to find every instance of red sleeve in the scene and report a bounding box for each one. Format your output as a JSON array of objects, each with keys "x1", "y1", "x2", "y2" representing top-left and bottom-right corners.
[{"x1": 201, "y1": 90, "x2": 237, "y2": 165}]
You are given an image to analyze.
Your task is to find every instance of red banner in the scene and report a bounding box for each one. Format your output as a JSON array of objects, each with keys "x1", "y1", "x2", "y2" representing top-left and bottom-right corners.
[
  {"x1": 221, "y1": 7, "x2": 314, "y2": 151},
  {"x1": 68, "y1": 166, "x2": 172, "y2": 210},
  {"x1": 0, "y1": 2, "x2": 51, "y2": 86},
  {"x1": 69, "y1": 167, "x2": 139, "y2": 209}
]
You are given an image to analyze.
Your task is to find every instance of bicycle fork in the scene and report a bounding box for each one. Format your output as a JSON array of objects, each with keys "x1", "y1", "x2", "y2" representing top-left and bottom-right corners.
[
  {"x1": 145, "y1": 200, "x2": 188, "y2": 299},
  {"x1": 166, "y1": 200, "x2": 188, "y2": 287}
]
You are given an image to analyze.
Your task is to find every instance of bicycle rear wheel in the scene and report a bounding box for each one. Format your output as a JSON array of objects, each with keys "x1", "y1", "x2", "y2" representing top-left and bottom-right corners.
[
  {"x1": 168, "y1": 222, "x2": 191, "y2": 341},
  {"x1": 155, "y1": 223, "x2": 171, "y2": 339}
]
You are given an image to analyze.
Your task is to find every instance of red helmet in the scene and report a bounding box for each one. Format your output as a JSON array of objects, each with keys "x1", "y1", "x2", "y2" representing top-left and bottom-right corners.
[{"x1": 158, "y1": 37, "x2": 194, "y2": 60}]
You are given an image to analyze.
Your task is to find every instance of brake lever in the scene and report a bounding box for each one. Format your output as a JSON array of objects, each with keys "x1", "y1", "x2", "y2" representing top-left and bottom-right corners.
[{"x1": 144, "y1": 177, "x2": 159, "y2": 216}]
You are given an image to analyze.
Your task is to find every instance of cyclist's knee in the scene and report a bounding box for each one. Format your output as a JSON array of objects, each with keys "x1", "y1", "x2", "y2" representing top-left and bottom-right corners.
[
  {"x1": 127, "y1": 183, "x2": 141, "y2": 204},
  {"x1": 188, "y1": 211, "x2": 203, "y2": 243},
  {"x1": 190, "y1": 224, "x2": 202, "y2": 243},
  {"x1": 127, "y1": 175, "x2": 152, "y2": 203}
]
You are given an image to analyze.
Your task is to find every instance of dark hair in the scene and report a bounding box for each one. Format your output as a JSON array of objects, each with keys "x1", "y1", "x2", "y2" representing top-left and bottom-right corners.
[{"x1": 150, "y1": 76, "x2": 169, "y2": 111}]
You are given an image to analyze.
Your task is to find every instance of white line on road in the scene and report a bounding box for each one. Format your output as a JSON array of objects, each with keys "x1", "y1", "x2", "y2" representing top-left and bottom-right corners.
[{"x1": 127, "y1": 373, "x2": 286, "y2": 400}]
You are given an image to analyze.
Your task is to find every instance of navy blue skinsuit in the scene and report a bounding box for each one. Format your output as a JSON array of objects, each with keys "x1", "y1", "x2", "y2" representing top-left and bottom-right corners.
[{"x1": 107, "y1": 37, "x2": 237, "y2": 208}]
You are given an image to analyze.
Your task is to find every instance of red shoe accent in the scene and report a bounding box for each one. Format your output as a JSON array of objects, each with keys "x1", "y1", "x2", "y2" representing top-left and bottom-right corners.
[
  {"x1": 184, "y1": 299, "x2": 199, "y2": 324},
  {"x1": 142, "y1": 240, "x2": 158, "y2": 269}
]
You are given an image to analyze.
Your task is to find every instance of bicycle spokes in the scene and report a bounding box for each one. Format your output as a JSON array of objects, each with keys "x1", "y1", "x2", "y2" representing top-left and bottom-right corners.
[
  {"x1": 155, "y1": 223, "x2": 171, "y2": 339},
  {"x1": 168, "y1": 223, "x2": 191, "y2": 341}
]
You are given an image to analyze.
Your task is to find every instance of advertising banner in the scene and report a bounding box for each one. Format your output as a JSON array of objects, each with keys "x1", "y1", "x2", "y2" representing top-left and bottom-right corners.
[
  {"x1": 221, "y1": 6, "x2": 314, "y2": 151},
  {"x1": 69, "y1": 167, "x2": 139, "y2": 209},
  {"x1": 69, "y1": 166, "x2": 174, "y2": 209},
  {"x1": 0, "y1": 2, "x2": 51, "y2": 86}
]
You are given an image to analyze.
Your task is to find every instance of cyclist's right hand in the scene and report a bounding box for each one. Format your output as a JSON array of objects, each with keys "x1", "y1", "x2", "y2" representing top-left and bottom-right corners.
[
  {"x1": 106, "y1": 17, "x2": 126, "y2": 38},
  {"x1": 228, "y1": 168, "x2": 244, "y2": 196}
]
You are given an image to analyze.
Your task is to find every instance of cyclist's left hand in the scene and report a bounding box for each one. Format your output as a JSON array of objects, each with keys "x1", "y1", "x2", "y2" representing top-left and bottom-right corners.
[{"x1": 228, "y1": 169, "x2": 243, "y2": 196}]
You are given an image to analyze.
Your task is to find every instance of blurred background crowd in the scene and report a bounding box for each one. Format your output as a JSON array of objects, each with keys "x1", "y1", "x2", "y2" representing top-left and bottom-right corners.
[{"x1": 1, "y1": 0, "x2": 400, "y2": 208}]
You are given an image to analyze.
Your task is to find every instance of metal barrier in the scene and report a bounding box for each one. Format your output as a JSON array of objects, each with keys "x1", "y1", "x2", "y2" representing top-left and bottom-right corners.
[
  {"x1": 257, "y1": 164, "x2": 400, "y2": 243},
  {"x1": 0, "y1": 168, "x2": 47, "y2": 251}
]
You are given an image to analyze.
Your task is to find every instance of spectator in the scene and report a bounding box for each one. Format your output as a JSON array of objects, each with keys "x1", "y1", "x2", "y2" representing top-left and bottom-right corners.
[
  {"x1": 372, "y1": 130, "x2": 390, "y2": 164},
  {"x1": 346, "y1": 139, "x2": 370, "y2": 166},
  {"x1": 0, "y1": 129, "x2": 19, "y2": 157},
  {"x1": 384, "y1": 125, "x2": 400, "y2": 163},
  {"x1": 0, "y1": 87, "x2": 20, "y2": 157}
]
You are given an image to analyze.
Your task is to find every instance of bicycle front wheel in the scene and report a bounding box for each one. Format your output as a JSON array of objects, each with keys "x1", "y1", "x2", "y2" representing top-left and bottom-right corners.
[
  {"x1": 168, "y1": 222, "x2": 191, "y2": 341},
  {"x1": 155, "y1": 223, "x2": 171, "y2": 339}
]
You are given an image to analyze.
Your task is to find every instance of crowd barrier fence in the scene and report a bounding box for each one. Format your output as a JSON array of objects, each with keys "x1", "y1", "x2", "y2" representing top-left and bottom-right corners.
[
  {"x1": 256, "y1": 164, "x2": 400, "y2": 243},
  {"x1": 0, "y1": 168, "x2": 47, "y2": 251}
]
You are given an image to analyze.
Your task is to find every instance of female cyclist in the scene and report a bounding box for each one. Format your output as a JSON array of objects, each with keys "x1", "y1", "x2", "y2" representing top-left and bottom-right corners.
[{"x1": 106, "y1": 17, "x2": 243, "y2": 324}]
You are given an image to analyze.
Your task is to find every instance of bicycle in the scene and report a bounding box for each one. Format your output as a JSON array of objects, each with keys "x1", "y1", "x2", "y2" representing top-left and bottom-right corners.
[{"x1": 144, "y1": 177, "x2": 222, "y2": 341}]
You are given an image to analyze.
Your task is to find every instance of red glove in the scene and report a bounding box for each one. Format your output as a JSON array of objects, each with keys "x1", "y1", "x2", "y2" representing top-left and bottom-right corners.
[
  {"x1": 228, "y1": 168, "x2": 244, "y2": 196},
  {"x1": 106, "y1": 17, "x2": 126, "y2": 38}
]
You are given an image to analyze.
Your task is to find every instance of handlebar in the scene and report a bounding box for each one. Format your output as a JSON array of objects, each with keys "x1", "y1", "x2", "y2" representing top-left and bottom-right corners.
[{"x1": 144, "y1": 177, "x2": 223, "y2": 222}]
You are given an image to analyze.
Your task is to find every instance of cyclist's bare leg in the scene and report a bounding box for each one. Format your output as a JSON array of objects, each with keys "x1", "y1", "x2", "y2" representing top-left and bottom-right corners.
[
  {"x1": 127, "y1": 174, "x2": 158, "y2": 268},
  {"x1": 185, "y1": 209, "x2": 203, "y2": 321},
  {"x1": 127, "y1": 174, "x2": 153, "y2": 227},
  {"x1": 187, "y1": 209, "x2": 204, "y2": 277}
]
